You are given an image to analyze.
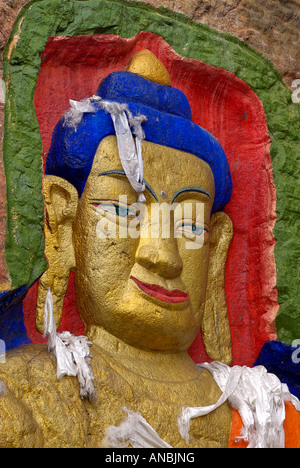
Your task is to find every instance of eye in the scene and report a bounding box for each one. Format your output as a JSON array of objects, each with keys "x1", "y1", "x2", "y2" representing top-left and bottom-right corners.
[
  {"x1": 115, "y1": 205, "x2": 129, "y2": 217},
  {"x1": 90, "y1": 200, "x2": 140, "y2": 222},
  {"x1": 191, "y1": 224, "x2": 204, "y2": 236},
  {"x1": 175, "y1": 221, "x2": 209, "y2": 238}
]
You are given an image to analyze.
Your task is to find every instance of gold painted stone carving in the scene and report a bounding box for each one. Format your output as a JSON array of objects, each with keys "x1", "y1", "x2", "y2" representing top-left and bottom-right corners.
[
  {"x1": 0, "y1": 51, "x2": 234, "y2": 448},
  {"x1": 126, "y1": 50, "x2": 172, "y2": 86}
]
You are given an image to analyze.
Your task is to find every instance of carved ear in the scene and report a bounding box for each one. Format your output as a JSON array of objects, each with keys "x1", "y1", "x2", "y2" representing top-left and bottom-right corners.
[
  {"x1": 36, "y1": 176, "x2": 78, "y2": 334},
  {"x1": 202, "y1": 211, "x2": 233, "y2": 365}
]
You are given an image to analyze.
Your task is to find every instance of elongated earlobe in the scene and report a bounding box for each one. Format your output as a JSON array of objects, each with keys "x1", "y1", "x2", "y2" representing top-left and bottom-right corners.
[
  {"x1": 36, "y1": 176, "x2": 78, "y2": 334},
  {"x1": 202, "y1": 211, "x2": 233, "y2": 365}
]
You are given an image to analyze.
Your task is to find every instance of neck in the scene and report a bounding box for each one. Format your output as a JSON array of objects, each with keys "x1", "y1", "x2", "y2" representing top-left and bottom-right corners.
[{"x1": 87, "y1": 325, "x2": 201, "y2": 383}]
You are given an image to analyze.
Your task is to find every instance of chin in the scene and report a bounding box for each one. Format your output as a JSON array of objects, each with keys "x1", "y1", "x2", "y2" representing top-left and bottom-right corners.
[{"x1": 106, "y1": 299, "x2": 199, "y2": 352}]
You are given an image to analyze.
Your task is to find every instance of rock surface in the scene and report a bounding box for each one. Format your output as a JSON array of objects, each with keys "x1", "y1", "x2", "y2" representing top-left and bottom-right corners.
[{"x1": 0, "y1": 0, "x2": 299, "y2": 284}]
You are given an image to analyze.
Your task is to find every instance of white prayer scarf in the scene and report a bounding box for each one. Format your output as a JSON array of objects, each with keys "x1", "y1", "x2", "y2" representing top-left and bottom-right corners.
[
  {"x1": 179, "y1": 361, "x2": 300, "y2": 448},
  {"x1": 104, "y1": 362, "x2": 300, "y2": 449},
  {"x1": 43, "y1": 289, "x2": 96, "y2": 401},
  {"x1": 103, "y1": 407, "x2": 172, "y2": 448},
  {"x1": 43, "y1": 288, "x2": 300, "y2": 448},
  {"x1": 63, "y1": 96, "x2": 147, "y2": 203}
]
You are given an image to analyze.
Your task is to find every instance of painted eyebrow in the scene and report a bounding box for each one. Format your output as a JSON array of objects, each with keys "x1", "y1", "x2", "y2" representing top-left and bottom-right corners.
[
  {"x1": 98, "y1": 170, "x2": 159, "y2": 202},
  {"x1": 171, "y1": 186, "x2": 212, "y2": 204}
]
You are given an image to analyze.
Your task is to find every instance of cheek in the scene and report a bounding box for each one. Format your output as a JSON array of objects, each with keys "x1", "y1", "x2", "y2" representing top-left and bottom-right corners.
[
  {"x1": 74, "y1": 210, "x2": 139, "y2": 293},
  {"x1": 179, "y1": 243, "x2": 210, "y2": 308}
]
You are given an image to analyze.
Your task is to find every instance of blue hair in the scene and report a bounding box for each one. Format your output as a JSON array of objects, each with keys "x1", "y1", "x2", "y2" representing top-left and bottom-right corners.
[{"x1": 46, "y1": 71, "x2": 232, "y2": 213}]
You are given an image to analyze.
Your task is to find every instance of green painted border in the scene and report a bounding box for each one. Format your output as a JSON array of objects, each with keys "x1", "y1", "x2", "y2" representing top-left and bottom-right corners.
[{"x1": 2, "y1": 0, "x2": 300, "y2": 342}]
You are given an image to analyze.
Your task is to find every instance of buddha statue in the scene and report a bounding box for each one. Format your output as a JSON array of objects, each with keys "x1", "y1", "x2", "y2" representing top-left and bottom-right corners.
[{"x1": 0, "y1": 50, "x2": 298, "y2": 449}]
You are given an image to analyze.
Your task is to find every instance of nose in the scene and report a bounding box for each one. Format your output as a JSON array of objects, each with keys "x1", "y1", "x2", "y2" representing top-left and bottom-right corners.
[{"x1": 135, "y1": 237, "x2": 183, "y2": 279}]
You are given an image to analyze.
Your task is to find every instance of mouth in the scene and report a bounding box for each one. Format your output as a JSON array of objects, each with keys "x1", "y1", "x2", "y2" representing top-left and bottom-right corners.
[{"x1": 130, "y1": 276, "x2": 189, "y2": 304}]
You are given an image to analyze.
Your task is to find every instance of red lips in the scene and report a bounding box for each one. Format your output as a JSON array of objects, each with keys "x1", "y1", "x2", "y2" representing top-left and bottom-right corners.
[{"x1": 130, "y1": 276, "x2": 189, "y2": 303}]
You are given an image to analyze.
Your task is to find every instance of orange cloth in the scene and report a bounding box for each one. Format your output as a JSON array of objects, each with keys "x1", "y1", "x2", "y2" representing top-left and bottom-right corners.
[
  {"x1": 229, "y1": 402, "x2": 300, "y2": 448},
  {"x1": 283, "y1": 401, "x2": 300, "y2": 448},
  {"x1": 228, "y1": 409, "x2": 248, "y2": 448}
]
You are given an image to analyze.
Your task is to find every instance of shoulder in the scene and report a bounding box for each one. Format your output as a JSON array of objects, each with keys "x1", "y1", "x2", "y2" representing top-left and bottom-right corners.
[
  {"x1": 0, "y1": 343, "x2": 91, "y2": 447},
  {"x1": 0, "y1": 344, "x2": 49, "y2": 447},
  {"x1": 0, "y1": 343, "x2": 61, "y2": 413},
  {"x1": 0, "y1": 343, "x2": 57, "y2": 393}
]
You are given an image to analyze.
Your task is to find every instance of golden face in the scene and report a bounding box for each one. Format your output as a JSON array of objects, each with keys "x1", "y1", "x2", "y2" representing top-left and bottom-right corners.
[{"x1": 73, "y1": 135, "x2": 215, "y2": 352}]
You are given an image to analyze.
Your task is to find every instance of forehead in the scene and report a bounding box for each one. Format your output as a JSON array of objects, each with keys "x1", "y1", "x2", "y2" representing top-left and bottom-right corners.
[{"x1": 87, "y1": 135, "x2": 215, "y2": 202}]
